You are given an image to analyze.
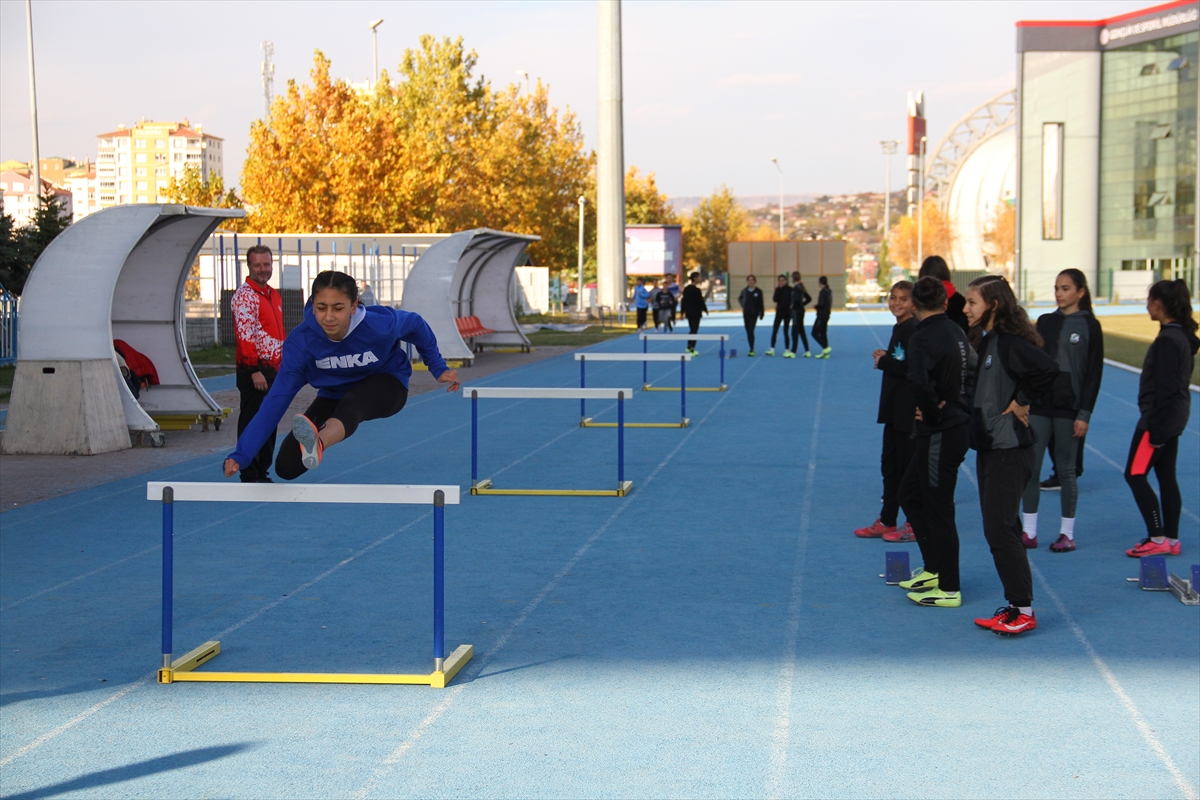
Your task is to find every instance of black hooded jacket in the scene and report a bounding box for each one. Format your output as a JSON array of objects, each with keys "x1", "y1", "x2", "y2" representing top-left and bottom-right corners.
[
  {"x1": 907, "y1": 313, "x2": 973, "y2": 437},
  {"x1": 1030, "y1": 309, "x2": 1104, "y2": 421},
  {"x1": 1139, "y1": 322, "x2": 1200, "y2": 445}
]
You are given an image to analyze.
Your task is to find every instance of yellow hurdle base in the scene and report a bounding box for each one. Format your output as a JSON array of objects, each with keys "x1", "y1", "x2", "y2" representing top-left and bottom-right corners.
[
  {"x1": 158, "y1": 641, "x2": 473, "y2": 688},
  {"x1": 581, "y1": 417, "x2": 688, "y2": 429},
  {"x1": 470, "y1": 479, "x2": 633, "y2": 497},
  {"x1": 642, "y1": 384, "x2": 727, "y2": 392}
]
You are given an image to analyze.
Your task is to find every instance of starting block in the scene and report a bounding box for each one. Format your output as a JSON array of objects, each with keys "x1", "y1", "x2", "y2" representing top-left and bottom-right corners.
[
  {"x1": 882, "y1": 551, "x2": 911, "y2": 584},
  {"x1": 149, "y1": 481, "x2": 472, "y2": 687},
  {"x1": 465, "y1": 387, "x2": 634, "y2": 496},
  {"x1": 576, "y1": 352, "x2": 690, "y2": 428},
  {"x1": 1127, "y1": 557, "x2": 1200, "y2": 605},
  {"x1": 639, "y1": 333, "x2": 728, "y2": 391}
]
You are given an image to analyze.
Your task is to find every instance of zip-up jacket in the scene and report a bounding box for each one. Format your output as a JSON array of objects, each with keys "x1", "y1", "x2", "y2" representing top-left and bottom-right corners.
[
  {"x1": 680, "y1": 284, "x2": 707, "y2": 317},
  {"x1": 739, "y1": 286, "x2": 764, "y2": 317},
  {"x1": 232, "y1": 278, "x2": 285, "y2": 370},
  {"x1": 1138, "y1": 322, "x2": 1200, "y2": 445},
  {"x1": 877, "y1": 316, "x2": 919, "y2": 431},
  {"x1": 907, "y1": 314, "x2": 973, "y2": 437},
  {"x1": 943, "y1": 281, "x2": 969, "y2": 333},
  {"x1": 1030, "y1": 309, "x2": 1104, "y2": 421},
  {"x1": 791, "y1": 283, "x2": 812, "y2": 311},
  {"x1": 969, "y1": 330, "x2": 1058, "y2": 451},
  {"x1": 228, "y1": 302, "x2": 449, "y2": 469},
  {"x1": 772, "y1": 286, "x2": 792, "y2": 314},
  {"x1": 815, "y1": 286, "x2": 832, "y2": 317},
  {"x1": 633, "y1": 285, "x2": 652, "y2": 310}
]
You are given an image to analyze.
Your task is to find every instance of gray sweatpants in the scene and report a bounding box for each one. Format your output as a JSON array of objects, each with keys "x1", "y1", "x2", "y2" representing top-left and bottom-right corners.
[{"x1": 1022, "y1": 414, "x2": 1079, "y2": 518}]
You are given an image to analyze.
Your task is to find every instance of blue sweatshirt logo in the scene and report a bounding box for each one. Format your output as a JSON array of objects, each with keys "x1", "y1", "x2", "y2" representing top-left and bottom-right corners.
[
  {"x1": 315, "y1": 351, "x2": 380, "y2": 369},
  {"x1": 891, "y1": 342, "x2": 906, "y2": 362}
]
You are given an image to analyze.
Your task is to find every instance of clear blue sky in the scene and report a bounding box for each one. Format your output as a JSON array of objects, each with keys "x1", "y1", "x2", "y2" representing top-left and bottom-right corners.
[{"x1": 0, "y1": 0, "x2": 1143, "y2": 199}]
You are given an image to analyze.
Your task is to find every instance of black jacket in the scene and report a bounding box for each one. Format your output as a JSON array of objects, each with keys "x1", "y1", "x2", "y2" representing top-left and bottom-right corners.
[
  {"x1": 1139, "y1": 322, "x2": 1200, "y2": 445},
  {"x1": 738, "y1": 286, "x2": 764, "y2": 317},
  {"x1": 945, "y1": 286, "x2": 969, "y2": 333},
  {"x1": 772, "y1": 285, "x2": 792, "y2": 314},
  {"x1": 815, "y1": 286, "x2": 832, "y2": 316},
  {"x1": 680, "y1": 284, "x2": 707, "y2": 317},
  {"x1": 791, "y1": 283, "x2": 812, "y2": 311},
  {"x1": 968, "y1": 330, "x2": 1058, "y2": 451},
  {"x1": 908, "y1": 314, "x2": 973, "y2": 437},
  {"x1": 877, "y1": 316, "x2": 919, "y2": 431},
  {"x1": 1030, "y1": 309, "x2": 1104, "y2": 421}
]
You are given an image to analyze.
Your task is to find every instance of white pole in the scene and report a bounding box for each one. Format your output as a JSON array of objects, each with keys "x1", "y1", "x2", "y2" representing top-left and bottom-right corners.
[
  {"x1": 881, "y1": 140, "x2": 897, "y2": 282},
  {"x1": 577, "y1": 196, "x2": 586, "y2": 315},
  {"x1": 772, "y1": 158, "x2": 783, "y2": 238},
  {"x1": 369, "y1": 19, "x2": 384, "y2": 86},
  {"x1": 596, "y1": 0, "x2": 626, "y2": 313},
  {"x1": 917, "y1": 135, "x2": 926, "y2": 268},
  {"x1": 26, "y1": 0, "x2": 41, "y2": 201}
]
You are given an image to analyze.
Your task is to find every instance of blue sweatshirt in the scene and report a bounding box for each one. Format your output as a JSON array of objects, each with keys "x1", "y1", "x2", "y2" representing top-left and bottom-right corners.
[{"x1": 228, "y1": 303, "x2": 449, "y2": 468}]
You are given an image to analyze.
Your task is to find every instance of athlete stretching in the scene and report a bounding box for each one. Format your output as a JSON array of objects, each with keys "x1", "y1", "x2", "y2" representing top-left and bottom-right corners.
[{"x1": 224, "y1": 270, "x2": 460, "y2": 480}]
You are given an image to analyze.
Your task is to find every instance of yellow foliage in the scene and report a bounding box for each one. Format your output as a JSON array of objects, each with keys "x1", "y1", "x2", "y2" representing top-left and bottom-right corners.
[
  {"x1": 682, "y1": 186, "x2": 749, "y2": 273},
  {"x1": 983, "y1": 202, "x2": 1016, "y2": 273},
  {"x1": 888, "y1": 200, "x2": 955, "y2": 269}
]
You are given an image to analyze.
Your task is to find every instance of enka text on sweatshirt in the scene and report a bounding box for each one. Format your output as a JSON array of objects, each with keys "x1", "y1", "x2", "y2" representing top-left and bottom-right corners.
[
  {"x1": 1030, "y1": 309, "x2": 1104, "y2": 421},
  {"x1": 968, "y1": 330, "x2": 1057, "y2": 451},
  {"x1": 907, "y1": 314, "x2": 973, "y2": 437},
  {"x1": 1138, "y1": 321, "x2": 1200, "y2": 445},
  {"x1": 228, "y1": 303, "x2": 449, "y2": 468}
]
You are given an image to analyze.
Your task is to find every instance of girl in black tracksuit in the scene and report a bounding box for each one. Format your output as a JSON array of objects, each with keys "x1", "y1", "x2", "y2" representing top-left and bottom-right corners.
[
  {"x1": 789, "y1": 272, "x2": 812, "y2": 356},
  {"x1": 812, "y1": 277, "x2": 832, "y2": 356},
  {"x1": 738, "y1": 275, "x2": 765, "y2": 355},
  {"x1": 1021, "y1": 269, "x2": 1104, "y2": 552},
  {"x1": 767, "y1": 275, "x2": 792, "y2": 355},
  {"x1": 680, "y1": 272, "x2": 708, "y2": 354},
  {"x1": 1123, "y1": 279, "x2": 1200, "y2": 559},
  {"x1": 964, "y1": 277, "x2": 1057, "y2": 636}
]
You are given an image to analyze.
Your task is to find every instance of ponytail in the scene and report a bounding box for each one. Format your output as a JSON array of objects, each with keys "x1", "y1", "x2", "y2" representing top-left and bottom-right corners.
[
  {"x1": 1149, "y1": 279, "x2": 1197, "y2": 334},
  {"x1": 1058, "y1": 269, "x2": 1092, "y2": 312}
]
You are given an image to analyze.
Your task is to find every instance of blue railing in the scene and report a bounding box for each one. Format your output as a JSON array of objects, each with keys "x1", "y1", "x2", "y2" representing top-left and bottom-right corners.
[{"x1": 0, "y1": 284, "x2": 17, "y2": 366}]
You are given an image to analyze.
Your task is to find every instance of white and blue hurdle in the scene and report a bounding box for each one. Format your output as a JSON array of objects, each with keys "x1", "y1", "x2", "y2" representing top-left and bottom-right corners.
[
  {"x1": 639, "y1": 333, "x2": 729, "y2": 391},
  {"x1": 575, "y1": 352, "x2": 691, "y2": 428},
  {"x1": 151, "y1": 481, "x2": 472, "y2": 688}
]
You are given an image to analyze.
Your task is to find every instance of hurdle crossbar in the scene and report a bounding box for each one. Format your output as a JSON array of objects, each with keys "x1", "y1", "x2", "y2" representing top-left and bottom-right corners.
[
  {"x1": 465, "y1": 386, "x2": 634, "y2": 496},
  {"x1": 639, "y1": 333, "x2": 728, "y2": 391},
  {"x1": 576, "y1": 353, "x2": 689, "y2": 428},
  {"x1": 151, "y1": 482, "x2": 471, "y2": 688}
]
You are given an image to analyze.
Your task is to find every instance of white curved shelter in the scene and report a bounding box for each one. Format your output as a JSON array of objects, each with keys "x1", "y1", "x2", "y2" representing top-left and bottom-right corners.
[
  {"x1": 399, "y1": 229, "x2": 538, "y2": 364},
  {"x1": 2, "y1": 204, "x2": 245, "y2": 455},
  {"x1": 946, "y1": 128, "x2": 1016, "y2": 274}
]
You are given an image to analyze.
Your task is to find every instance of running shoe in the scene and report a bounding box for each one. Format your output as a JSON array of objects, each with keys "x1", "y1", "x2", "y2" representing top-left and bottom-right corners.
[
  {"x1": 898, "y1": 569, "x2": 938, "y2": 592},
  {"x1": 907, "y1": 588, "x2": 961, "y2": 607},
  {"x1": 991, "y1": 607, "x2": 1037, "y2": 636},
  {"x1": 974, "y1": 606, "x2": 1010, "y2": 630},
  {"x1": 1021, "y1": 533, "x2": 1038, "y2": 549},
  {"x1": 1040, "y1": 475, "x2": 1061, "y2": 491},
  {"x1": 687, "y1": 348, "x2": 699, "y2": 356},
  {"x1": 1049, "y1": 534, "x2": 1076, "y2": 553},
  {"x1": 292, "y1": 414, "x2": 324, "y2": 471},
  {"x1": 783, "y1": 351, "x2": 796, "y2": 359},
  {"x1": 747, "y1": 351, "x2": 756, "y2": 357},
  {"x1": 765, "y1": 348, "x2": 775, "y2": 356},
  {"x1": 854, "y1": 518, "x2": 895, "y2": 538},
  {"x1": 883, "y1": 522, "x2": 916, "y2": 543},
  {"x1": 803, "y1": 351, "x2": 812, "y2": 358},
  {"x1": 1125, "y1": 538, "x2": 1181, "y2": 558}
]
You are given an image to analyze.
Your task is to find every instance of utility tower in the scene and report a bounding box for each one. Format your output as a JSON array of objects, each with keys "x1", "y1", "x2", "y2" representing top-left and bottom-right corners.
[
  {"x1": 596, "y1": 0, "x2": 626, "y2": 312},
  {"x1": 261, "y1": 41, "x2": 275, "y2": 121}
]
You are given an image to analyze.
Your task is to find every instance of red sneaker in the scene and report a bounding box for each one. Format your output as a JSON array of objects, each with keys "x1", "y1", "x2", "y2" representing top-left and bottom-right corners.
[
  {"x1": 883, "y1": 522, "x2": 916, "y2": 543},
  {"x1": 854, "y1": 518, "x2": 894, "y2": 538},
  {"x1": 992, "y1": 607, "x2": 1037, "y2": 636},
  {"x1": 1049, "y1": 534, "x2": 1076, "y2": 553},
  {"x1": 1125, "y1": 538, "x2": 1182, "y2": 558},
  {"x1": 974, "y1": 606, "x2": 1010, "y2": 630},
  {"x1": 1021, "y1": 533, "x2": 1038, "y2": 549}
]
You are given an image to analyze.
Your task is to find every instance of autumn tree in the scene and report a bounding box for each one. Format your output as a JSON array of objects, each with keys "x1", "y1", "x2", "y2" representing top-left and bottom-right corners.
[
  {"x1": 683, "y1": 186, "x2": 749, "y2": 274},
  {"x1": 623, "y1": 167, "x2": 678, "y2": 225},
  {"x1": 983, "y1": 201, "x2": 1016, "y2": 279},
  {"x1": 887, "y1": 199, "x2": 955, "y2": 270}
]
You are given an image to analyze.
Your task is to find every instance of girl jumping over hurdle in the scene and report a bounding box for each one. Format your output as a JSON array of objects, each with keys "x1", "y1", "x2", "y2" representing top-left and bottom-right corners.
[{"x1": 224, "y1": 270, "x2": 460, "y2": 481}]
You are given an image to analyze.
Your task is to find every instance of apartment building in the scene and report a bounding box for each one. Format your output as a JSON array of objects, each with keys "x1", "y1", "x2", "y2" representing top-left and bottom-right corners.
[
  {"x1": 0, "y1": 169, "x2": 73, "y2": 227},
  {"x1": 95, "y1": 119, "x2": 223, "y2": 209}
]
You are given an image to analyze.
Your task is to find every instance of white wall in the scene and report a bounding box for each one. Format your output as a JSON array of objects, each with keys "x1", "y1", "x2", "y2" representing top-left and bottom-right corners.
[{"x1": 512, "y1": 266, "x2": 549, "y2": 314}]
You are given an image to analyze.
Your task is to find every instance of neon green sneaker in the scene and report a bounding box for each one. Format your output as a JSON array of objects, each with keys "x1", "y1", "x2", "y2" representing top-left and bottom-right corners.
[
  {"x1": 803, "y1": 351, "x2": 812, "y2": 358},
  {"x1": 898, "y1": 569, "x2": 938, "y2": 592},
  {"x1": 783, "y1": 351, "x2": 796, "y2": 359},
  {"x1": 765, "y1": 349, "x2": 775, "y2": 356},
  {"x1": 907, "y1": 588, "x2": 961, "y2": 607},
  {"x1": 747, "y1": 350, "x2": 756, "y2": 357}
]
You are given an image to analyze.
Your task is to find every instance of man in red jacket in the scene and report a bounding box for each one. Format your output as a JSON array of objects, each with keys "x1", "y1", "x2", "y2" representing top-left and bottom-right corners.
[{"x1": 232, "y1": 245, "x2": 285, "y2": 482}]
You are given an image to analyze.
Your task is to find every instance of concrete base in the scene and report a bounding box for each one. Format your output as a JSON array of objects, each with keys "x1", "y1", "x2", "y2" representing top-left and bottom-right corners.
[{"x1": 1, "y1": 360, "x2": 132, "y2": 455}]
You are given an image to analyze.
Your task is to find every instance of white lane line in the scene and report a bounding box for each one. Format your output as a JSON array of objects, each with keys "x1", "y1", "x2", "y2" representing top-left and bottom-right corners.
[
  {"x1": 764, "y1": 368, "x2": 825, "y2": 800},
  {"x1": 352, "y1": 358, "x2": 763, "y2": 800},
  {"x1": 1103, "y1": 358, "x2": 1200, "y2": 394},
  {"x1": 1031, "y1": 562, "x2": 1199, "y2": 800},
  {"x1": 1085, "y1": 444, "x2": 1200, "y2": 524},
  {"x1": 1098, "y1": 388, "x2": 1199, "y2": 436}
]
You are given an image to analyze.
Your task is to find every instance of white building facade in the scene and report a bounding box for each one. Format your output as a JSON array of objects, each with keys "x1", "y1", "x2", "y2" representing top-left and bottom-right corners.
[{"x1": 95, "y1": 120, "x2": 223, "y2": 210}]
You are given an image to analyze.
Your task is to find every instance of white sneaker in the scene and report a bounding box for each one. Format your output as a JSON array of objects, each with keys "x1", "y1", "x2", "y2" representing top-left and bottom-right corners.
[{"x1": 292, "y1": 414, "x2": 324, "y2": 470}]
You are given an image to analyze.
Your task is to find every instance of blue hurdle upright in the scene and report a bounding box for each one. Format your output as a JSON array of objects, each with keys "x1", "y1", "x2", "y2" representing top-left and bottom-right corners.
[
  {"x1": 640, "y1": 333, "x2": 728, "y2": 391},
  {"x1": 577, "y1": 352, "x2": 690, "y2": 428},
  {"x1": 151, "y1": 481, "x2": 471, "y2": 687}
]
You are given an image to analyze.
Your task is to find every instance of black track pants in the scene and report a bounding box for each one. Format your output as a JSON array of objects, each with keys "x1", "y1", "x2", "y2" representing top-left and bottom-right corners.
[
  {"x1": 812, "y1": 313, "x2": 830, "y2": 350},
  {"x1": 880, "y1": 423, "x2": 913, "y2": 527},
  {"x1": 770, "y1": 311, "x2": 791, "y2": 349},
  {"x1": 790, "y1": 309, "x2": 809, "y2": 353},
  {"x1": 686, "y1": 313, "x2": 702, "y2": 351},
  {"x1": 276, "y1": 373, "x2": 409, "y2": 480},
  {"x1": 636, "y1": 307, "x2": 648, "y2": 328},
  {"x1": 977, "y1": 447, "x2": 1035, "y2": 607},
  {"x1": 1124, "y1": 428, "x2": 1181, "y2": 539},
  {"x1": 236, "y1": 366, "x2": 277, "y2": 482},
  {"x1": 743, "y1": 312, "x2": 758, "y2": 351},
  {"x1": 898, "y1": 425, "x2": 968, "y2": 593}
]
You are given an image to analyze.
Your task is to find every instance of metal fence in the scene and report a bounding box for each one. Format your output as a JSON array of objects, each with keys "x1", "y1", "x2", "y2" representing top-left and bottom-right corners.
[{"x1": 0, "y1": 285, "x2": 16, "y2": 366}]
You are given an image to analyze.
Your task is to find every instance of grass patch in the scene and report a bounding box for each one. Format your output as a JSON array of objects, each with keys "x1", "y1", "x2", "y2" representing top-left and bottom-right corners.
[
  {"x1": 1100, "y1": 314, "x2": 1200, "y2": 385},
  {"x1": 187, "y1": 344, "x2": 235, "y2": 364},
  {"x1": 526, "y1": 325, "x2": 638, "y2": 348}
]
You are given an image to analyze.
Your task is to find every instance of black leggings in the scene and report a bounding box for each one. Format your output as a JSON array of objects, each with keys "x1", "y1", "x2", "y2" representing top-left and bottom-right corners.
[
  {"x1": 812, "y1": 314, "x2": 829, "y2": 349},
  {"x1": 686, "y1": 313, "x2": 702, "y2": 350},
  {"x1": 276, "y1": 373, "x2": 409, "y2": 480},
  {"x1": 899, "y1": 425, "x2": 969, "y2": 593},
  {"x1": 1124, "y1": 428, "x2": 1181, "y2": 539},
  {"x1": 743, "y1": 312, "x2": 759, "y2": 351},
  {"x1": 770, "y1": 311, "x2": 791, "y2": 349},
  {"x1": 790, "y1": 309, "x2": 809, "y2": 353}
]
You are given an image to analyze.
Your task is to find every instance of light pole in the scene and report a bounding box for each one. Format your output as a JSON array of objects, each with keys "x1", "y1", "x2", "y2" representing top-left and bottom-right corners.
[
  {"x1": 369, "y1": 19, "x2": 384, "y2": 85},
  {"x1": 26, "y1": 0, "x2": 41, "y2": 199},
  {"x1": 577, "y1": 196, "x2": 587, "y2": 315},
  {"x1": 515, "y1": 69, "x2": 530, "y2": 95},
  {"x1": 917, "y1": 135, "x2": 927, "y2": 268},
  {"x1": 771, "y1": 158, "x2": 784, "y2": 239},
  {"x1": 880, "y1": 140, "x2": 898, "y2": 279}
]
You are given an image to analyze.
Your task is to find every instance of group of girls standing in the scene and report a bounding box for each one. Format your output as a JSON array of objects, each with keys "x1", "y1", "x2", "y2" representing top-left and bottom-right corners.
[{"x1": 738, "y1": 273, "x2": 830, "y2": 358}]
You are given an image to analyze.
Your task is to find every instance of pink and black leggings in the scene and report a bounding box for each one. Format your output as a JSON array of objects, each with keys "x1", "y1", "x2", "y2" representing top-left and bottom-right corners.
[{"x1": 1124, "y1": 428, "x2": 1180, "y2": 540}]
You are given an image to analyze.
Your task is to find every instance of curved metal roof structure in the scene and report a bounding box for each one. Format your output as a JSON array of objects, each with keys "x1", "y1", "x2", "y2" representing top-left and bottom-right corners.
[{"x1": 926, "y1": 89, "x2": 1016, "y2": 202}]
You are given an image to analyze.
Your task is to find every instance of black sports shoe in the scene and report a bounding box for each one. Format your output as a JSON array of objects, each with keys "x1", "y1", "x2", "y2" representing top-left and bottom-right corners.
[{"x1": 1040, "y1": 475, "x2": 1061, "y2": 491}]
